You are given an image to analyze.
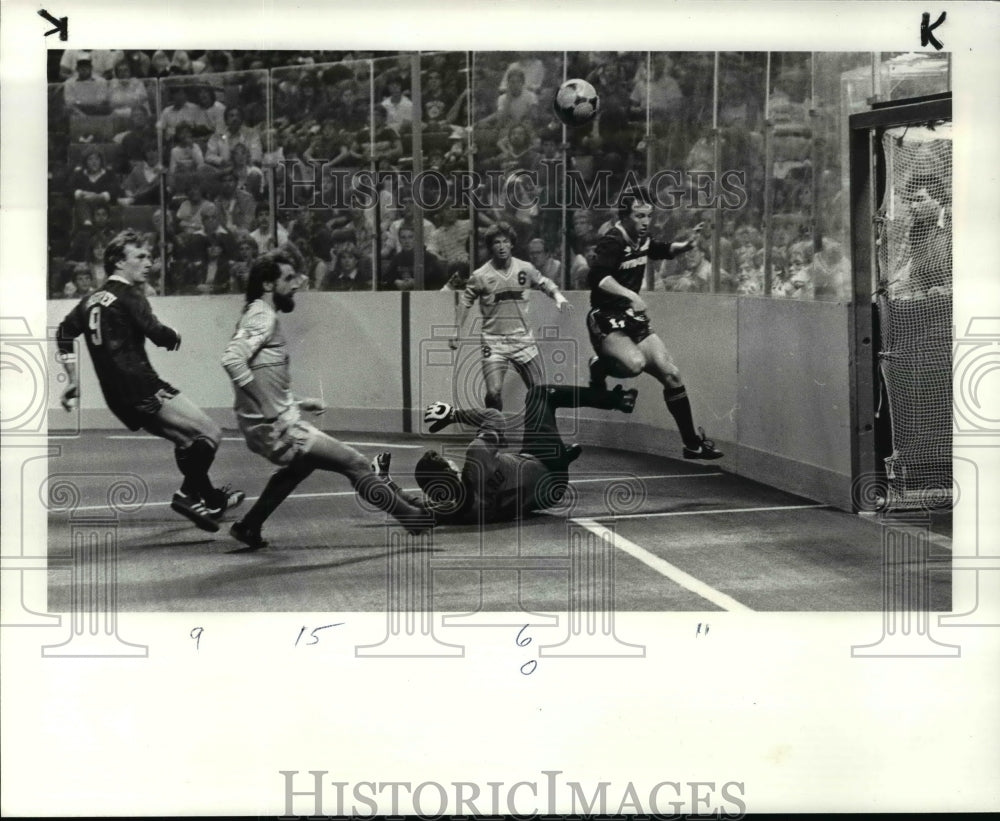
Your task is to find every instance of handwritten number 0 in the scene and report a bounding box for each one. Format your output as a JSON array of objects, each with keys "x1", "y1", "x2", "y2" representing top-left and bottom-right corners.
[{"x1": 520, "y1": 659, "x2": 537, "y2": 676}]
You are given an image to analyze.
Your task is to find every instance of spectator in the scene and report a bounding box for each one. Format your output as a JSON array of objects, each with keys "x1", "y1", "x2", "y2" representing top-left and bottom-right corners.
[
  {"x1": 527, "y1": 238, "x2": 562, "y2": 284},
  {"x1": 68, "y1": 202, "x2": 117, "y2": 284},
  {"x1": 227, "y1": 232, "x2": 258, "y2": 295},
  {"x1": 167, "y1": 124, "x2": 207, "y2": 184},
  {"x1": 383, "y1": 202, "x2": 438, "y2": 258},
  {"x1": 60, "y1": 50, "x2": 123, "y2": 81},
  {"x1": 113, "y1": 106, "x2": 156, "y2": 168},
  {"x1": 214, "y1": 168, "x2": 257, "y2": 232},
  {"x1": 120, "y1": 140, "x2": 162, "y2": 206},
  {"x1": 320, "y1": 243, "x2": 372, "y2": 291},
  {"x1": 778, "y1": 240, "x2": 816, "y2": 300},
  {"x1": 500, "y1": 53, "x2": 546, "y2": 94},
  {"x1": 175, "y1": 181, "x2": 213, "y2": 232},
  {"x1": 61, "y1": 263, "x2": 96, "y2": 299},
  {"x1": 248, "y1": 211, "x2": 289, "y2": 253},
  {"x1": 124, "y1": 50, "x2": 152, "y2": 79},
  {"x1": 149, "y1": 50, "x2": 172, "y2": 80},
  {"x1": 169, "y1": 50, "x2": 198, "y2": 76},
  {"x1": 205, "y1": 106, "x2": 263, "y2": 167},
  {"x1": 495, "y1": 123, "x2": 540, "y2": 174},
  {"x1": 382, "y1": 225, "x2": 446, "y2": 291},
  {"x1": 380, "y1": 74, "x2": 414, "y2": 134},
  {"x1": 350, "y1": 104, "x2": 402, "y2": 167},
  {"x1": 429, "y1": 207, "x2": 472, "y2": 269},
  {"x1": 107, "y1": 59, "x2": 150, "y2": 119},
  {"x1": 69, "y1": 148, "x2": 120, "y2": 224},
  {"x1": 63, "y1": 56, "x2": 110, "y2": 117},
  {"x1": 660, "y1": 241, "x2": 714, "y2": 292},
  {"x1": 192, "y1": 84, "x2": 227, "y2": 139},
  {"x1": 157, "y1": 84, "x2": 201, "y2": 141},
  {"x1": 332, "y1": 82, "x2": 368, "y2": 133},
  {"x1": 229, "y1": 142, "x2": 264, "y2": 200},
  {"x1": 496, "y1": 68, "x2": 538, "y2": 128},
  {"x1": 196, "y1": 236, "x2": 236, "y2": 294}
]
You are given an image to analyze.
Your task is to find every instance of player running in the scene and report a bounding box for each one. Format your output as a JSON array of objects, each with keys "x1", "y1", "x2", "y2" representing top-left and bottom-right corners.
[
  {"x1": 585, "y1": 187, "x2": 723, "y2": 461},
  {"x1": 450, "y1": 221, "x2": 571, "y2": 411},
  {"x1": 221, "y1": 249, "x2": 433, "y2": 549},
  {"x1": 56, "y1": 230, "x2": 244, "y2": 531},
  {"x1": 377, "y1": 383, "x2": 638, "y2": 525}
]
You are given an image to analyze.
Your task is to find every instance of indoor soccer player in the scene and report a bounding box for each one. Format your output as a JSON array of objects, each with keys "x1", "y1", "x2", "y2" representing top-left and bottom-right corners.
[
  {"x1": 450, "y1": 221, "x2": 571, "y2": 411},
  {"x1": 56, "y1": 230, "x2": 244, "y2": 531},
  {"x1": 387, "y1": 383, "x2": 639, "y2": 524},
  {"x1": 221, "y1": 249, "x2": 433, "y2": 549},
  {"x1": 585, "y1": 187, "x2": 723, "y2": 460}
]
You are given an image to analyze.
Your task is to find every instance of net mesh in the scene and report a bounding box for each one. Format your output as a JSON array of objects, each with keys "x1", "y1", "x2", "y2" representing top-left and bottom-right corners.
[{"x1": 875, "y1": 123, "x2": 953, "y2": 510}]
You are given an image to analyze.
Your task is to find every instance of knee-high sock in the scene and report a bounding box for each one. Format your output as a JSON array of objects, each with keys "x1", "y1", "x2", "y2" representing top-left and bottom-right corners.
[
  {"x1": 240, "y1": 460, "x2": 312, "y2": 530},
  {"x1": 174, "y1": 437, "x2": 217, "y2": 499},
  {"x1": 664, "y1": 386, "x2": 698, "y2": 447}
]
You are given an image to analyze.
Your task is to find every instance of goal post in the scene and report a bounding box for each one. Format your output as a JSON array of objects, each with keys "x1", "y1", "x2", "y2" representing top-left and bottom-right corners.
[{"x1": 848, "y1": 93, "x2": 952, "y2": 512}]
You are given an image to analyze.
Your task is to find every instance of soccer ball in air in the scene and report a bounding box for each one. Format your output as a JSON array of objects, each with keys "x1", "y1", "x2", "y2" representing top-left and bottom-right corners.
[{"x1": 553, "y1": 79, "x2": 599, "y2": 127}]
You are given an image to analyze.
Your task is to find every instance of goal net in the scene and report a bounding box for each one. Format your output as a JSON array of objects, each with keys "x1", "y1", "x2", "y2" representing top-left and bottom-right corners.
[{"x1": 875, "y1": 122, "x2": 952, "y2": 510}]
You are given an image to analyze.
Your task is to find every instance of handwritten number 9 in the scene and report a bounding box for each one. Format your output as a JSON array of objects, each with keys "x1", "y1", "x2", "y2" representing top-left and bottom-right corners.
[{"x1": 190, "y1": 627, "x2": 203, "y2": 651}]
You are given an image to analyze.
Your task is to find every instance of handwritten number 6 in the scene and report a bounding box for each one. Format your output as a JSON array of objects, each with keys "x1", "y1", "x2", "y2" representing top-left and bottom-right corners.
[{"x1": 516, "y1": 624, "x2": 532, "y2": 647}]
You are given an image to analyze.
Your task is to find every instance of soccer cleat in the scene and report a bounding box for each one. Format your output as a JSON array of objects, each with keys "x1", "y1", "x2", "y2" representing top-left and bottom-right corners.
[
  {"x1": 588, "y1": 355, "x2": 607, "y2": 390},
  {"x1": 611, "y1": 385, "x2": 639, "y2": 414},
  {"x1": 424, "y1": 401, "x2": 454, "y2": 433},
  {"x1": 230, "y1": 520, "x2": 269, "y2": 550},
  {"x1": 205, "y1": 484, "x2": 246, "y2": 519},
  {"x1": 563, "y1": 443, "x2": 584, "y2": 465},
  {"x1": 171, "y1": 491, "x2": 221, "y2": 533},
  {"x1": 370, "y1": 451, "x2": 392, "y2": 478},
  {"x1": 683, "y1": 427, "x2": 724, "y2": 460}
]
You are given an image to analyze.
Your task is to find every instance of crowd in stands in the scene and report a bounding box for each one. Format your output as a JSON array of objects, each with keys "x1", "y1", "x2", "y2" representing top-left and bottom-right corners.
[{"x1": 48, "y1": 49, "x2": 850, "y2": 300}]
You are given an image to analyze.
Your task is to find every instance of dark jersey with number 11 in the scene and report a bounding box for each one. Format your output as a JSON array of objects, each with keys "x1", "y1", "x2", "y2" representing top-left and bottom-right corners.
[{"x1": 57, "y1": 276, "x2": 180, "y2": 419}]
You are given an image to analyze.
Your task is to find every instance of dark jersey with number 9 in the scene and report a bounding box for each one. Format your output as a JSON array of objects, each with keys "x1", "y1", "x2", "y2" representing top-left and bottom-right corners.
[{"x1": 57, "y1": 278, "x2": 180, "y2": 412}]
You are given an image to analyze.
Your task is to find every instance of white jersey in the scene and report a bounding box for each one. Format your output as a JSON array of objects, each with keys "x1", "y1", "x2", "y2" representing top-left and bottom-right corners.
[
  {"x1": 221, "y1": 299, "x2": 298, "y2": 426},
  {"x1": 461, "y1": 257, "x2": 559, "y2": 338}
]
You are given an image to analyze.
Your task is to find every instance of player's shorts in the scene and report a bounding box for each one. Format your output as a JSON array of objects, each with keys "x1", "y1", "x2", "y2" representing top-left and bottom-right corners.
[
  {"x1": 239, "y1": 414, "x2": 319, "y2": 466},
  {"x1": 111, "y1": 382, "x2": 180, "y2": 431},
  {"x1": 481, "y1": 333, "x2": 539, "y2": 366},
  {"x1": 586, "y1": 307, "x2": 654, "y2": 350}
]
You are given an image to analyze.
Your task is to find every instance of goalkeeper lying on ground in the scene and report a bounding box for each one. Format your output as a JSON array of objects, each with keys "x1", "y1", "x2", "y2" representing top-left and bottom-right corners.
[{"x1": 373, "y1": 384, "x2": 641, "y2": 525}]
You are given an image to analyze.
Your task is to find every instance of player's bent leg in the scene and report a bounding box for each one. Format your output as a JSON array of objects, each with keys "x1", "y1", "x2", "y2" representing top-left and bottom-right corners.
[
  {"x1": 597, "y1": 333, "x2": 646, "y2": 380},
  {"x1": 637, "y1": 335, "x2": 723, "y2": 460}
]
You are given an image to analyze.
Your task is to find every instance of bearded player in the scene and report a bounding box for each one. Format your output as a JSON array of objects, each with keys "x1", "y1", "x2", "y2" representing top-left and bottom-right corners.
[
  {"x1": 56, "y1": 230, "x2": 244, "y2": 532},
  {"x1": 586, "y1": 187, "x2": 722, "y2": 460},
  {"x1": 450, "y1": 221, "x2": 571, "y2": 411},
  {"x1": 221, "y1": 249, "x2": 433, "y2": 549}
]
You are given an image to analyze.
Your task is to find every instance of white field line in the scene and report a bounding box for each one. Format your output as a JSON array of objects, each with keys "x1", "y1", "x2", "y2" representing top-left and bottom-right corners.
[{"x1": 571, "y1": 517, "x2": 754, "y2": 612}]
